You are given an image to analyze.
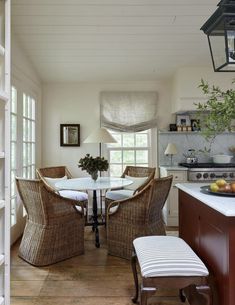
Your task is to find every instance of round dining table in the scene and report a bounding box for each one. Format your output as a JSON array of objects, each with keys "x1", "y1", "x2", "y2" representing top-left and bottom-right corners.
[{"x1": 55, "y1": 177, "x2": 133, "y2": 248}]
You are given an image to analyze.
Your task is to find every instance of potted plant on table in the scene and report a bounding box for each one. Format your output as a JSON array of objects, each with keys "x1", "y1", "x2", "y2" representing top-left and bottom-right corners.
[
  {"x1": 195, "y1": 79, "x2": 235, "y2": 153},
  {"x1": 78, "y1": 154, "x2": 109, "y2": 181}
]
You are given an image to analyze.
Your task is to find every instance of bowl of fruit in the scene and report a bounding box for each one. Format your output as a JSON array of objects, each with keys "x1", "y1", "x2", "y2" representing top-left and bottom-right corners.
[{"x1": 201, "y1": 179, "x2": 235, "y2": 197}]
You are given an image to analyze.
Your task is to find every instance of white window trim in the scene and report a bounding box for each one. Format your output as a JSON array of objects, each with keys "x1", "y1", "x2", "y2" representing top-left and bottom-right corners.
[{"x1": 106, "y1": 129, "x2": 156, "y2": 177}]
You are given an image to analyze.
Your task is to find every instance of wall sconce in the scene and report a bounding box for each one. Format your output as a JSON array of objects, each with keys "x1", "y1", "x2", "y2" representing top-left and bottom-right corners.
[
  {"x1": 164, "y1": 143, "x2": 178, "y2": 166},
  {"x1": 201, "y1": 0, "x2": 235, "y2": 72}
]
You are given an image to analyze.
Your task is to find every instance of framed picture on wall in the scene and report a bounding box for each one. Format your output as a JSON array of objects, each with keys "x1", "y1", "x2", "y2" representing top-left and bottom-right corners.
[
  {"x1": 191, "y1": 119, "x2": 201, "y2": 131},
  {"x1": 176, "y1": 114, "x2": 190, "y2": 126},
  {"x1": 60, "y1": 124, "x2": 80, "y2": 146}
]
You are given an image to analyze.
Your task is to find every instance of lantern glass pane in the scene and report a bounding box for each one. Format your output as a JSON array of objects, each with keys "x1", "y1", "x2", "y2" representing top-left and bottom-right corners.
[
  {"x1": 209, "y1": 34, "x2": 227, "y2": 70},
  {"x1": 227, "y1": 30, "x2": 235, "y2": 62}
]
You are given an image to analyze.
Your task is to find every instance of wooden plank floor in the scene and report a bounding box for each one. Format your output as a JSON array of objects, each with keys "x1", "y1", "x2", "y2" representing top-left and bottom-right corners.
[{"x1": 11, "y1": 227, "x2": 188, "y2": 305}]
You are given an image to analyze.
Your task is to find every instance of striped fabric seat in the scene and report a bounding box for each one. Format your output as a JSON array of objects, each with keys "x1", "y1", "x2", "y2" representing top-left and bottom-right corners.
[{"x1": 133, "y1": 236, "x2": 209, "y2": 278}]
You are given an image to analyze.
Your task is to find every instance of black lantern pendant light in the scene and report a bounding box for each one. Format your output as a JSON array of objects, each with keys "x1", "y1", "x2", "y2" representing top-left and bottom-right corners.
[{"x1": 201, "y1": 0, "x2": 235, "y2": 72}]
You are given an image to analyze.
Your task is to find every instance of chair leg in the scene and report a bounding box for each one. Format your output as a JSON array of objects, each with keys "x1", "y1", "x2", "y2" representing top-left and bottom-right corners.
[{"x1": 131, "y1": 252, "x2": 139, "y2": 303}]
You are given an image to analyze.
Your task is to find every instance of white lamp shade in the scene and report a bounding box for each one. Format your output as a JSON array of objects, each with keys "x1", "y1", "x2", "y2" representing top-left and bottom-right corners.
[
  {"x1": 83, "y1": 127, "x2": 117, "y2": 144},
  {"x1": 164, "y1": 143, "x2": 177, "y2": 155}
]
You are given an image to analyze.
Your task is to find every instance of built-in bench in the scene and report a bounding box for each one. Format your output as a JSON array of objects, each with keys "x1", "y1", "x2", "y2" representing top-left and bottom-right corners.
[{"x1": 131, "y1": 236, "x2": 211, "y2": 305}]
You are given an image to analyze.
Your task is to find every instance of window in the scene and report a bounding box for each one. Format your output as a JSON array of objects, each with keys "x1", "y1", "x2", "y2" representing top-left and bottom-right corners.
[
  {"x1": 10, "y1": 86, "x2": 18, "y2": 225},
  {"x1": 23, "y1": 93, "x2": 36, "y2": 179},
  {"x1": 10, "y1": 87, "x2": 37, "y2": 225},
  {"x1": 107, "y1": 130, "x2": 151, "y2": 177}
]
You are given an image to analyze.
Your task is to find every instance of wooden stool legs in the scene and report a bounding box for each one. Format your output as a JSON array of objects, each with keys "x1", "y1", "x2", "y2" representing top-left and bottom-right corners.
[
  {"x1": 179, "y1": 289, "x2": 186, "y2": 302},
  {"x1": 131, "y1": 251, "x2": 212, "y2": 305},
  {"x1": 131, "y1": 253, "x2": 138, "y2": 303},
  {"x1": 185, "y1": 285, "x2": 212, "y2": 305},
  {"x1": 131, "y1": 252, "x2": 156, "y2": 305}
]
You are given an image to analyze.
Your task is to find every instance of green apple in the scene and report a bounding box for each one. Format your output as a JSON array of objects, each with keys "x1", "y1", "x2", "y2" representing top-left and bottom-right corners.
[
  {"x1": 210, "y1": 183, "x2": 219, "y2": 192},
  {"x1": 215, "y1": 179, "x2": 227, "y2": 187}
]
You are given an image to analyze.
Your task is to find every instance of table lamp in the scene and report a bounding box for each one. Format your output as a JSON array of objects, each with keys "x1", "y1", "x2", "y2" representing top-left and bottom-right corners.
[
  {"x1": 164, "y1": 143, "x2": 177, "y2": 166},
  {"x1": 84, "y1": 127, "x2": 117, "y2": 156},
  {"x1": 83, "y1": 127, "x2": 117, "y2": 219}
]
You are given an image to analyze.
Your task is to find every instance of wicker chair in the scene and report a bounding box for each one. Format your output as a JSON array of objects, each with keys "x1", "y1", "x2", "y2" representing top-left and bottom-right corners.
[
  {"x1": 106, "y1": 175, "x2": 173, "y2": 260},
  {"x1": 36, "y1": 166, "x2": 73, "y2": 188},
  {"x1": 36, "y1": 166, "x2": 88, "y2": 220},
  {"x1": 16, "y1": 177, "x2": 85, "y2": 266},
  {"x1": 105, "y1": 166, "x2": 156, "y2": 215}
]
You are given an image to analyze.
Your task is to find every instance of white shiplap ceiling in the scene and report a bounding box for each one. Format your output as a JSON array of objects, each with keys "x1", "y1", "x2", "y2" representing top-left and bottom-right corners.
[{"x1": 12, "y1": 0, "x2": 218, "y2": 82}]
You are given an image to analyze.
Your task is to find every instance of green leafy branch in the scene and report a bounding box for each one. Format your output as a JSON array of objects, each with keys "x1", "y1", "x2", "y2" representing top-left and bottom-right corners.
[{"x1": 195, "y1": 79, "x2": 235, "y2": 152}]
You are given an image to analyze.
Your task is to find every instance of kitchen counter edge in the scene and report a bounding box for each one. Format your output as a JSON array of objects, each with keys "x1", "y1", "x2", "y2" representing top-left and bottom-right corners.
[
  {"x1": 176, "y1": 183, "x2": 235, "y2": 217},
  {"x1": 159, "y1": 165, "x2": 188, "y2": 171}
]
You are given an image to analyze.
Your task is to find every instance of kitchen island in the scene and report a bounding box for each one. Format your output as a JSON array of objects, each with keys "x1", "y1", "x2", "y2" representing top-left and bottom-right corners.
[{"x1": 176, "y1": 183, "x2": 235, "y2": 305}]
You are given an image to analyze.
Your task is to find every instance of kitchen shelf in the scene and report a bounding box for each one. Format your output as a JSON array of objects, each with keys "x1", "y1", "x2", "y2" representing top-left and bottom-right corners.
[
  {"x1": 0, "y1": 297, "x2": 4, "y2": 305},
  {"x1": 0, "y1": 200, "x2": 5, "y2": 210},
  {"x1": 0, "y1": 45, "x2": 5, "y2": 56},
  {"x1": 0, "y1": 255, "x2": 4, "y2": 266},
  {"x1": 159, "y1": 131, "x2": 201, "y2": 134},
  {"x1": 159, "y1": 130, "x2": 235, "y2": 135}
]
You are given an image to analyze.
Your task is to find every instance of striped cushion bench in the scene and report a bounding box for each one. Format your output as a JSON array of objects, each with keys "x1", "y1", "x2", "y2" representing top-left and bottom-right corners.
[{"x1": 131, "y1": 236, "x2": 212, "y2": 305}]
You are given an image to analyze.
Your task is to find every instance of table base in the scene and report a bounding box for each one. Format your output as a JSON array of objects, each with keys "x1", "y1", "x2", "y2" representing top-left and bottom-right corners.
[{"x1": 85, "y1": 190, "x2": 105, "y2": 248}]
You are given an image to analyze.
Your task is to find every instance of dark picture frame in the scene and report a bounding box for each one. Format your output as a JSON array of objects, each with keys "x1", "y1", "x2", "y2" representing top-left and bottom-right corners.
[
  {"x1": 176, "y1": 114, "x2": 190, "y2": 126},
  {"x1": 60, "y1": 124, "x2": 80, "y2": 147}
]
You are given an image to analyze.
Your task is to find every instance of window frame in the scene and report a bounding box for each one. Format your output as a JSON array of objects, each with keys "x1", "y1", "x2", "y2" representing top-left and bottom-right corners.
[
  {"x1": 10, "y1": 86, "x2": 18, "y2": 226},
  {"x1": 22, "y1": 93, "x2": 36, "y2": 179},
  {"x1": 106, "y1": 129, "x2": 154, "y2": 177},
  {"x1": 10, "y1": 85, "x2": 37, "y2": 226}
]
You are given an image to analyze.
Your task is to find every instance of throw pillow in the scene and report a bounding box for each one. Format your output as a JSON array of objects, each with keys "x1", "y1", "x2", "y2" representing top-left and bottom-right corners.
[
  {"x1": 44, "y1": 175, "x2": 68, "y2": 191},
  {"x1": 123, "y1": 175, "x2": 148, "y2": 191}
]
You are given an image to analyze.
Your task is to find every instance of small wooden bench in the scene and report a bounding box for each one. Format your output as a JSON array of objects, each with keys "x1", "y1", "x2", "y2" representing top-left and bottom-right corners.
[{"x1": 131, "y1": 236, "x2": 212, "y2": 305}]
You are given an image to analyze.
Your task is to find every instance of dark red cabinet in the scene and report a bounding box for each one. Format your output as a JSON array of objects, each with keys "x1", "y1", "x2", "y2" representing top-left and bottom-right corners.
[{"x1": 179, "y1": 190, "x2": 235, "y2": 305}]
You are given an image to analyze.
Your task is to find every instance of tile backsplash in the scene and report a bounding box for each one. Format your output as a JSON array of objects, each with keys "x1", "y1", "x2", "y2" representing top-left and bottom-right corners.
[{"x1": 158, "y1": 132, "x2": 235, "y2": 165}]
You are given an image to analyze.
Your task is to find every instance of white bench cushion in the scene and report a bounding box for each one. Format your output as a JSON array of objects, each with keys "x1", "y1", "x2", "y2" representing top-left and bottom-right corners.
[
  {"x1": 133, "y1": 236, "x2": 209, "y2": 277},
  {"x1": 106, "y1": 189, "x2": 134, "y2": 201}
]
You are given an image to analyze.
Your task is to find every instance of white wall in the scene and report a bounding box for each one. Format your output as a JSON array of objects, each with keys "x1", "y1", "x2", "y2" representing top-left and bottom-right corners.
[
  {"x1": 171, "y1": 66, "x2": 235, "y2": 113},
  {"x1": 11, "y1": 34, "x2": 42, "y2": 243},
  {"x1": 42, "y1": 80, "x2": 172, "y2": 175}
]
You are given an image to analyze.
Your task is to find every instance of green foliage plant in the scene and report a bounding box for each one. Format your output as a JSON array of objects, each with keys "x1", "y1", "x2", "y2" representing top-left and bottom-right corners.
[
  {"x1": 195, "y1": 79, "x2": 235, "y2": 152},
  {"x1": 78, "y1": 154, "x2": 109, "y2": 175}
]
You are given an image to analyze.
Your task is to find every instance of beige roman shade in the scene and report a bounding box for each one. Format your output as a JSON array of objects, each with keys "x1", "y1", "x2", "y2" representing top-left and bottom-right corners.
[{"x1": 100, "y1": 91, "x2": 158, "y2": 132}]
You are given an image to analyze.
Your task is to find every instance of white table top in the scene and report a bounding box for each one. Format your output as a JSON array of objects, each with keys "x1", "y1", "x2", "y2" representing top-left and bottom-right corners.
[
  {"x1": 55, "y1": 177, "x2": 133, "y2": 191},
  {"x1": 176, "y1": 183, "x2": 235, "y2": 217}
]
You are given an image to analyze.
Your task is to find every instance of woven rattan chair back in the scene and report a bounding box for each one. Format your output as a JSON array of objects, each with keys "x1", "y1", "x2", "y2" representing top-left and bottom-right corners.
[
  {"x1": 36, "y1": 166, "x2": 72, "y2": 179},
  {"x1": 15, "y1": 177, "x2": 85, "y2": 266},
  {"x1": 36, "y1": 166, "x2": 72, "y2": 192},
  {"x1": 107, "y1": 175, "x2": 173, "y2": 260},
  {"x1": 146, "y1": 175, "x2": 173, "y2": 235},
  {"x1": 15, "y1": 178, "x2": 46, "y2": 225}
]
